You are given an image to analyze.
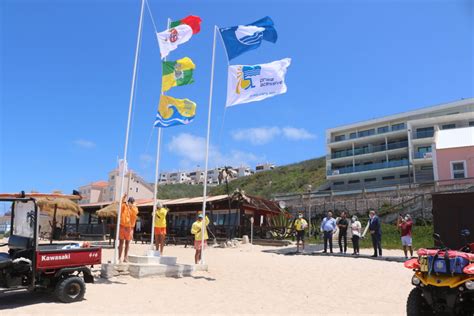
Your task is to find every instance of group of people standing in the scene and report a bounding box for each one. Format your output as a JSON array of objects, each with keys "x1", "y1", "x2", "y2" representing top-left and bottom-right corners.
[
  {"x1": 290, "y1": 209, "x2": 380, "y2": 256},
  {"x1": 295, "y1": 209, "x2": 414, "y2": 258},
  {"x1": 321, "y1": 210, "x2": 383, "y2": 257}
]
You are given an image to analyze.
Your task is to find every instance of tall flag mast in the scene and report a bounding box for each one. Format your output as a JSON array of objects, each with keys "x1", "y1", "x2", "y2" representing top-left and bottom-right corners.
[{"x1": 114, "y1": 0, "x2": 145, "y2": 264}]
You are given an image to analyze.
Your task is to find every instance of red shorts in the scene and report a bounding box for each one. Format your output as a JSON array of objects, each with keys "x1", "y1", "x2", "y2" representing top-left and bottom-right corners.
[
  {"x1": 119, "y1": 226, "x2": 133, "y2": 241},
  {"x1": 194, "y1": 240, "x2": 207, "y2": 250},
  {"x1": 154, "y1": 227, "x2": 166, "y2": 236}
]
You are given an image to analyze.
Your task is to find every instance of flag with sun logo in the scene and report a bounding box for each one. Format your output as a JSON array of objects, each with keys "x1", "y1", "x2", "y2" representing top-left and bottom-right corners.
[{"x1": 226, "y1": 58, "x2": 291, "y2": 107}]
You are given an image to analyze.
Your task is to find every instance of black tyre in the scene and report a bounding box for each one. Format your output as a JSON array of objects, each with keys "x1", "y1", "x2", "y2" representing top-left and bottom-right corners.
[
  {"x1": 407, "y1": 288, "x2": 432, "y2": 316},
  {"x1": 54, "y1": 276, "x2": 86, "y2": 303}
]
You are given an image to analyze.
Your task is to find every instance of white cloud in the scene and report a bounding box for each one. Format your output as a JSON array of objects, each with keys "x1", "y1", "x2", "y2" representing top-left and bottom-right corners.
[
  {"x1": 232, "y1": 127, "x2": 281, "y2": 145},
  {"x1": 167, "y1": 133, "x2": 261, "y2": 168},
  {"x1": 231, "y1": 126, "x2": 316, "y2": 145},
  {"x1": 282, "y1": 127, "x2": 316, "y2": 140},
  {"x1": 74, "y1": 139, "x2": 96, "y2": 149}
]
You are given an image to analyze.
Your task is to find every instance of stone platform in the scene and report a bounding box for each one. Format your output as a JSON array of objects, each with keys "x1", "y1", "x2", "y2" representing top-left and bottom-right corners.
[{"x1": 101, "y1": 254, "x2": 207, "y2": 279}]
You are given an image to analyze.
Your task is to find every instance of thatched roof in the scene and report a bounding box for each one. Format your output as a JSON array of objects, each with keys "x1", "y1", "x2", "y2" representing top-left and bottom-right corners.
[
  {"x1": 96, "y1": 202, "x2": 119, "y2": 218},
  {"x1": 37, "y1": 197, "x2": 83, "y2": 217}
]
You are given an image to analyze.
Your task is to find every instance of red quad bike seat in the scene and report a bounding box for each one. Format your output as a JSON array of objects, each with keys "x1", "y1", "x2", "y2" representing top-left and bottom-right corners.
[{"x1": 417, "y1": 249, "x2": 474, "y2": 261}]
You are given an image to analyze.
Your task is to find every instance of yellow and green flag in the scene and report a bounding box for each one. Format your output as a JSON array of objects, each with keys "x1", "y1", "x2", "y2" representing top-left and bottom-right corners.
[{"x1": 162, "y1": 57, "x2": 195, "y2": 92}]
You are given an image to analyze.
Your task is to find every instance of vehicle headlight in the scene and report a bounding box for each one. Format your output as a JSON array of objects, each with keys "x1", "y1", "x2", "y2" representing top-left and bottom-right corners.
[
  {"x1": 466, "y1": 280, "x2": 474, "y2": 290},
  {"x1": 412, "y1": 275, "x2": 421, "y2": 286}
]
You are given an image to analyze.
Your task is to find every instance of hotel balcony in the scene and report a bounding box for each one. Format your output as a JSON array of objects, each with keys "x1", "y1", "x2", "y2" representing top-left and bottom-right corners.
[
  {"x1": 328, "y1": 125, "x2": 407, "y2": 147},
  {"x1": 328, "y1": 140, "x2": 408, "y2": 162},
  {"x1": 327, "y1": 159, "x2": 409, "y2": 177}
]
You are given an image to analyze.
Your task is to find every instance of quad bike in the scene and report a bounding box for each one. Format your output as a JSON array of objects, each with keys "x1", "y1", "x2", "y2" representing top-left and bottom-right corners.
[
  {"x1": 404, "y1": 230, "x2": 474, "y2": 315},
  {"x1": 0, "y1": 193, "x2": 101, "y2": 303}
]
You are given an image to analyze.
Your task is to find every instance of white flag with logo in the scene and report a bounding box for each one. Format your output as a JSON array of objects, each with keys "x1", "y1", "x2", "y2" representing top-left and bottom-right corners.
[
  {"x1": 157, "y1": 24, "x2": 193, "y2": 59},
  {"x1": 226, "y1": 58, "x2": 291, "y2": 107}
]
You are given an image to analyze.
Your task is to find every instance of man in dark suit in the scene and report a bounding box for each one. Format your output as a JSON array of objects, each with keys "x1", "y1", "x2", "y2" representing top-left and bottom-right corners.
[{"x1": 368, "y1": 210, "x2": 382, "y2": 257}]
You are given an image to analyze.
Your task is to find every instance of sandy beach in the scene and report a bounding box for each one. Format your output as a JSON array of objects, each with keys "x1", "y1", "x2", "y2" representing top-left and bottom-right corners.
[{"x1": 0, "y1": 241, "x2": 413, "y2": 315}]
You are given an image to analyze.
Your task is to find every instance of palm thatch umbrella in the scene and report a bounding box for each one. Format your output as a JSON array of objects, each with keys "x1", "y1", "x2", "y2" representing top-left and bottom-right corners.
[
  {"x1": 37, "y1": 197, "x2": 83, "y2": 244},
  {"x1": 96, "y1": 202, "x2": 119, "y2": 218}
]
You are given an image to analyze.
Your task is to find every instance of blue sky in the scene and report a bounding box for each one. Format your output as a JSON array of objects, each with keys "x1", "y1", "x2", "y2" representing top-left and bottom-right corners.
[{"x1": 1, "y1": 0, "x2": 473, "y2": 195}]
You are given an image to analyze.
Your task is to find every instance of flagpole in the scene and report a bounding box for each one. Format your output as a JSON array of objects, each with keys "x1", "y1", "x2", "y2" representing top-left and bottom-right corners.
[
  {"x1": 150, "y1": 17, "x2": 170, "y2": 252},
  {"x1": 200, "y1": 25, "x2": 218, "y2": 265},
  {"x1": 113, "y1": 0, "x2": 145, "y2": 264},
  {"x1": 150, "y1": 127, "x2": 162, "y2": 249}
]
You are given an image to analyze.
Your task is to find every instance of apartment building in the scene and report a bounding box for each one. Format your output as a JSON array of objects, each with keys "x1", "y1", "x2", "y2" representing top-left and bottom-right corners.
[
  {"x1": 325, "y1": 98, "x2": 474, "y2": 190},
  {"x1": 77, "y1": 168, "x2": 154, "y2": 204},
  {"x1": 255, "y1": 163, "x2": 276, "y2": 173}
]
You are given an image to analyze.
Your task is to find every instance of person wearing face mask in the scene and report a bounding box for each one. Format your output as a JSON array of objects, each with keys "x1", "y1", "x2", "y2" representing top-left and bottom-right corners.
[
  {"x1": 350, "y1": 215, "x2": 361, "y2": 255},
  {"x1": 362, "y1": 210, "x2": 382, "y2": 257},
  {"x1": 294, "y1": 212, "x2": 308, "y2": 253},
  {"x1": 397, "y1": 214, "x2": 413, "y2": 259}
]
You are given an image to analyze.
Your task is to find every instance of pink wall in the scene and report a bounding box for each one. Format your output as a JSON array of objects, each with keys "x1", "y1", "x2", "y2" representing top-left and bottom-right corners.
[{"x1": 434, "y1": 146, "x2": 474, "y2": 182}]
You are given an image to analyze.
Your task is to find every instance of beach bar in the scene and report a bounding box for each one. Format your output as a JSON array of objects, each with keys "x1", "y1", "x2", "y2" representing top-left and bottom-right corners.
[{"x1": 67, "y1": 192, "x2": 282, "y2": 241}]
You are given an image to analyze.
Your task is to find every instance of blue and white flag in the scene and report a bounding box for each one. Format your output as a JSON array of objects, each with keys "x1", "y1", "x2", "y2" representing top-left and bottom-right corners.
[
  {"x1": 219, "y1": 16, "x2": 278, "y2": 61},
  {"x1": 226, "y1": 58, "x2": 291, "y2": 107}
]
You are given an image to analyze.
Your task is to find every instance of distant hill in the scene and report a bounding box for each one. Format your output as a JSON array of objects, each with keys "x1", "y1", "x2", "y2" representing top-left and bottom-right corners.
[
  {"x1": 156, "y1": 183, "x2": 204, "y2": 199},
  {"x1": 155, "y1": 157, "x2": 327, "y2": 200},
  {"x1": 210, "y1": 157, "x2": 327, "y2": 198}
]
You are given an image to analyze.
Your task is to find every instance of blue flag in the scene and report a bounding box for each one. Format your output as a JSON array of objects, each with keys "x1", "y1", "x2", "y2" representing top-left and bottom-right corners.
[{"x1": 219, "y1": 16, "x2": 278, "y2": 61}]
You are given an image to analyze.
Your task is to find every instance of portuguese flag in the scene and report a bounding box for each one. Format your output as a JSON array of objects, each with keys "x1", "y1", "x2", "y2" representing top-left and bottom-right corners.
[
  {"x1": 162, "y1": 57, "x2": 195, "y2": 92},
  {"x1": 170, "y1": 16, "x2": 202, "y2": 34}
]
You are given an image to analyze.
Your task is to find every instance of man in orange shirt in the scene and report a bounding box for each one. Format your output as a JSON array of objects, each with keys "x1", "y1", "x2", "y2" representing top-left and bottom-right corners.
[{"x1": 119, "y1": 195, "x2": 138, "y2": 262}]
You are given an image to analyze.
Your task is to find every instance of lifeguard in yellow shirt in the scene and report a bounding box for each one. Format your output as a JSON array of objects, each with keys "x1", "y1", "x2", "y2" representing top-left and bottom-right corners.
[
  {"x1": 154, "y1": 202, "x2": 168, "y2": 255},
  {"x1": 191, "y1": 212, "x2": 209, "y2": 264}
]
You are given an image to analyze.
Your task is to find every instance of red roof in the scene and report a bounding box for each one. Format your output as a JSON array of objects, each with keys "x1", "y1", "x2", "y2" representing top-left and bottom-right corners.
[{"x1": 91, "y1": 181, "x2": 108, "y2": 188}]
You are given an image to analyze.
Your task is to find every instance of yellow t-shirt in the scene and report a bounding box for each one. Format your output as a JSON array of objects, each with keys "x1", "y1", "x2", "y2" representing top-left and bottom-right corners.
[
  {"x1": 154, "y1": 208, "x2": 168, "y2": 228},
  {"x1": 294, "y1": 218, "x2": 308, "y2": 231},
  {"x1": 191, "y1": 216, "x2": 210, "y2": 241}
]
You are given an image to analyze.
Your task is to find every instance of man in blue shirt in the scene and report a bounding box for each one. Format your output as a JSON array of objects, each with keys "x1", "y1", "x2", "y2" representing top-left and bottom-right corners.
[{"x1": 320, "y1": 211, "x2": 337, "y2": 253}]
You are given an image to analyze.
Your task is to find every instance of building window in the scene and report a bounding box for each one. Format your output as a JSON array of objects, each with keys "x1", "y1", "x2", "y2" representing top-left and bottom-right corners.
[
  {"x1": 420, "y1": 166, "x2": 433, "y2": 171},
  {"x1": 348, "y1": 180, "x2": 360, "y2": 184},
  {"x1": 377, "y1": 126, "x2": 389, "y2": 134},
  {"x1": 335, "y1": 134, "x2": 346, "y2": 142},
  {"x1": 358, "y1": 129, "x2": 375, "y2": 137},
  {"x1": 400, "y1": 174, "x2": 409, "y2": 178},
  {"x1": 349, "y1": 132, "x2": 357, "y2": 139},
  {"x1": 391, "y1": 123, "x2": 405, "y2": 131},
  {"x1": 451, "y1": 161, "x2": 467, "y2": 179},
  {"x1": 136, "y1": 188, "x2": 139, "y2": 193},
  {"x1": 382, "y1": 176, "x2": 395, "y2": 180},
  {"x1": 442, "y1": 124, "x2": 456, "y2": 130},
  {"x1": 417, "y1": 146, "x2": 432, "y2": 153},
  {"x1": 333, "y1": 181, "x2": 344, "y2": 186},
  {"x1": 364, "y1": 178, "x2": 376, "y2": 182},
  {"x1": 469, "y1": 121, "x2": 474, "y2": 127},
  {"x1": 415, "y1": 127, "x2": 434, "y2": 138}
]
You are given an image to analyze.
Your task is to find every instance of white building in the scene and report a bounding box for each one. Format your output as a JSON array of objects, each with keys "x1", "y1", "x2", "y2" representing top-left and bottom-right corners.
[
  {"x1": 234, "y1": 166, "x2": 254, "y2": 178},
  {"x1": 77, "y1": 168, "x2": 154, "y2": 204},
  {"x1": 255, "y1": 163, "x2": 276, "y2": 173},
  {"x1": 325, "y1": 98, "x2": 474, "y2": 190}
]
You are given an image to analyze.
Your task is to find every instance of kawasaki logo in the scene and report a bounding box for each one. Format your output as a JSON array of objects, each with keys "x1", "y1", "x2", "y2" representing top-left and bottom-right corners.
[{"x1": 41, "y1": 254, "x2": 71, "y2": 261}]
